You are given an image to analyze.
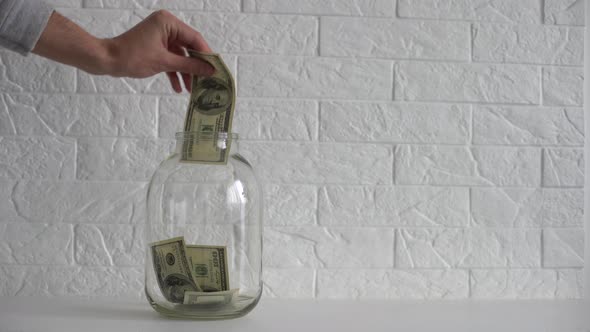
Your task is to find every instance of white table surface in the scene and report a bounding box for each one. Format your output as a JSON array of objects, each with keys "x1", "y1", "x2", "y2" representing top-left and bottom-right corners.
[{"x1": 1, "y1": 296, "x2": 589, "y2": 332}]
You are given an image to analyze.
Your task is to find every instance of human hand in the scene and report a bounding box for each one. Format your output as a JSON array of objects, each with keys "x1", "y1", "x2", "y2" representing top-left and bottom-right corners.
[
  {"x1": 103, "y1": 10, "x2": 214, "y2": 93},
  {"x1": 33, "y1": 10, "x2": 214, "y2": 93}
]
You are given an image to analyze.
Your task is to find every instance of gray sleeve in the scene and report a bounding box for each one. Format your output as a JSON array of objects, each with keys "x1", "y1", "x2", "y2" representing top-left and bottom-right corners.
[{"x1": 0, "y1": 0, "x2": 54, "y2": 55}]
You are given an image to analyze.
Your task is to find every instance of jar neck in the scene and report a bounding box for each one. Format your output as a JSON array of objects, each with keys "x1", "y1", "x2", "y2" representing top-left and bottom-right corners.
[{"x1": 174, "y1": 131, "x2": 239, "y2": 155}]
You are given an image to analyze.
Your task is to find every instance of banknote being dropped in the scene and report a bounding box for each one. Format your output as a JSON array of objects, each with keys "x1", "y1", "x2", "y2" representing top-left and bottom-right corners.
[
  {"x1": 181, "y1": 50, "x2": 236, "y2": 164},
  {"x1": 150, "y1": 237, "x2": 202, "y2": 303}
]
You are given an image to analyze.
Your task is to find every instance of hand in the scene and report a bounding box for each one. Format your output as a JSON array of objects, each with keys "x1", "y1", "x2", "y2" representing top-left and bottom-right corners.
[
  {"x1": 33, "y1": 10, "x2": 214, "y2": 93},
  {"x1": 104, "y1": 10, "x2": 215, "y2": 92}
]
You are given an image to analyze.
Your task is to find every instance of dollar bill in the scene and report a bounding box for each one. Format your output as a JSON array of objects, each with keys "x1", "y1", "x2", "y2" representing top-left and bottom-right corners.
[
  {"x1": 183, "y1": 289, "x2": 238, "y2": 305},
  {"x1": 150, "y1": 237, "x2": 202, "y2": 303},
  {"x1": 185, "y1": 245, "x2": 230, "y2": 292},
  {"x1": 182, "y1": 50, "x2": 236, "y2": 164}
]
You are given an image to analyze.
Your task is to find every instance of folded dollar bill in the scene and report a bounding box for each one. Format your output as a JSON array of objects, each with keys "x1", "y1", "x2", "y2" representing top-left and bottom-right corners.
[
  {"x1": 150, "y1": 236, "x2": 232, "y2": 304},
  {"x1": 186, "y1": 245, "x2": 230, "y2": 292},
  {"x1": 150, "y1": 237, "x2": 202, "y2": 303},
  {"x1": 183, "y1": 289, "x2": 238, "y2": 305}
]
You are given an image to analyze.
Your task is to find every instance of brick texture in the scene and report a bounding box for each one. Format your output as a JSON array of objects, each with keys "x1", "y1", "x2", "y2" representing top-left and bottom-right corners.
[{"x1": 0, "y1": 0, "x2": 584, "y2": 300}]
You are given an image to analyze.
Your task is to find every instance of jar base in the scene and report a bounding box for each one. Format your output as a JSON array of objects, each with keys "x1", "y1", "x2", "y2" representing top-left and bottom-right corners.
[{"x1": 149, "y1": 294, "x2": 261, "y2": 320}]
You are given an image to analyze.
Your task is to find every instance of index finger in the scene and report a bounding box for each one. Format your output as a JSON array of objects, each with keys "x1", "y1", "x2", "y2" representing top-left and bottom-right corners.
[{"x1": 171, "y1": 16, "x2": 212, "y2": 52}]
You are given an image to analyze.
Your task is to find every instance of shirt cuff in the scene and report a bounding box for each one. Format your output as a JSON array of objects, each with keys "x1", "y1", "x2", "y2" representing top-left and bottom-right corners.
[{"x1": 0, "y1": 0, "x2": 54, "y2": 56}]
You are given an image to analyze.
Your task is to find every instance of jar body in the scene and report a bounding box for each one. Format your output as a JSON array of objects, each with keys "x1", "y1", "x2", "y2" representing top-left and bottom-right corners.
[{"x1": 145, "y1": 133, "x2": 262, "y2": 319}]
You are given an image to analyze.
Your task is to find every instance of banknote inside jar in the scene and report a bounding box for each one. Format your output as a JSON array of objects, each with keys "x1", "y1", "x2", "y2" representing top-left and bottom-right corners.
[{"x1": 150, "y1": 237, "x2": 234, "y2": 304}]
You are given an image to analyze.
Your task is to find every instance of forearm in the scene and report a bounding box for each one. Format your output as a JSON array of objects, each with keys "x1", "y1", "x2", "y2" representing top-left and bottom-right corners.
[
  {"x1": 32, "y1": 11, "x2": 112, "y2": 75},
  {"x1": 7, "y1": 7, "x2": 213, "y2": 91}
]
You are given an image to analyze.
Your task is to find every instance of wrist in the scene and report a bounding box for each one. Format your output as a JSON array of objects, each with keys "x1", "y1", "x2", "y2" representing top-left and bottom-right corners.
[{"x1": 93, "y1": 38, "x2": 120, "y2": 76}]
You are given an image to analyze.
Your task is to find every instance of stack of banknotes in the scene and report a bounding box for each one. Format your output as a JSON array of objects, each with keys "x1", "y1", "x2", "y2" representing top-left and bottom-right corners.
[{"x1": 150, "y1": 236, "x2": 237, "y2": 304}]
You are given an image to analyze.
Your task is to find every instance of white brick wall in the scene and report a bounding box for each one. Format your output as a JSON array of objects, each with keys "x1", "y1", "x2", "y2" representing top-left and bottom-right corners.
[
  {"x1": 397, "y1": 0, "x2": 541, "y2": 23},
  {"x1": 0, "y1": 0, "x2": 584, "y2": 300}
]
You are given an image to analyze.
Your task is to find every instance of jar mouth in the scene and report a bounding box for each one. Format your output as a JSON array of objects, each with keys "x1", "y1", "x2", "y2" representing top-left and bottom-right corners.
[{"x1": 175, "y1": 131, "x2": 239, "y2": 141}]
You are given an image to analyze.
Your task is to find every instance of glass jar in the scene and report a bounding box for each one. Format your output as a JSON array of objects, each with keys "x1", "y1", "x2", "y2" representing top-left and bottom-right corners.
[{"x1": 144, "y1": 131, "x2": 263, "y2": 319}]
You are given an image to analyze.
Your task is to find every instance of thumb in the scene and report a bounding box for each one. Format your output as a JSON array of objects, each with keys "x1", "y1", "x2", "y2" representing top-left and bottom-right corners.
[{"x1": 163, "y1": 54, "x2": 215, "y2": 76}]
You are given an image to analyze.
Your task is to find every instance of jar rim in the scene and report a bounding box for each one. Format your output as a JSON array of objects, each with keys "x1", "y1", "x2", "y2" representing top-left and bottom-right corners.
[{"x1": 175, "y1": 131, "x2": 239, "y2": 140}]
